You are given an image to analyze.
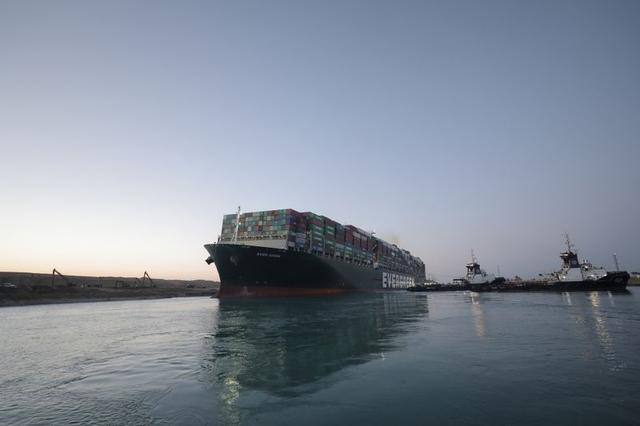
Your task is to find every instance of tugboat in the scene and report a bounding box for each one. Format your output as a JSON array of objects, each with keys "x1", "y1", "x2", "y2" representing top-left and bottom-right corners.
[
  {"x1": 459, "y1": 251, "x2": 505, "y2": 290},
  {"x1": 545, "y1": 234, "x2": 629, "y2": 290}
]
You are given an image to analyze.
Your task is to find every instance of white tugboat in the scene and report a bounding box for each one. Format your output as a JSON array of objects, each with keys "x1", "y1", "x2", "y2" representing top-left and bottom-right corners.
[
  {"x1": 546, "y1": 234, "x2": 629, "y2": 289},
  {"x1": 459, "y1": 251, "x2": 504, "y2": 287}
]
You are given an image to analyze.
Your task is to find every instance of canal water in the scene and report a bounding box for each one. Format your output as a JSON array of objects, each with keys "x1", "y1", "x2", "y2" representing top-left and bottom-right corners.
[{"x1": 1, "y1": 291, "x2": 639, "y2": 425}]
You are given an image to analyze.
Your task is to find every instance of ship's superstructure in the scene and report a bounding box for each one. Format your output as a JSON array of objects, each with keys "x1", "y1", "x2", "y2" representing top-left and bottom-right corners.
[
  {"x1": 554, "y1": 235, "x2": 617, "y2": 283},
  {"x1": 205, "y1": 208, "x2": 426, "y2": 297},
  {"x1": 463, "y1": 251, "x2": 496, "y2": 285}
]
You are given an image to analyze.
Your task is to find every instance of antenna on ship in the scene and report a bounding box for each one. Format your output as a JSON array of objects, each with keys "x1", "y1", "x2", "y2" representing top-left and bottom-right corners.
[
  {"x1": 564, "y1": 233, "x2": 574, "y2": 253},
  {"x1": 233, "y1": 206, "x2": 241, "y2": 242},
  {"x1": 471, "y1": 249, "x2": 477, "y2": 264},
  {"x1": 613, "y1": 253, "x2": 620, "y2": 271}
]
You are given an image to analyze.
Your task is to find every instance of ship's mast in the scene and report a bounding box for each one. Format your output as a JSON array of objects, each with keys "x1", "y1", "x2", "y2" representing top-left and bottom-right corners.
[
  {"x1": 233, "y1": 206, "x2": 241, "y2": 242},
  {"x1": 560, "y1": 233, "x2": 581, "y2": 270},
  {"x1": 564, "y1": 233, "x2": 574, "y2": 253},
  {"x1": 613, "y1": 253, "x2": 620, "y2": 271},
  {"x1": 471, "y1": 249, "x2": 478, "y2": 264}
]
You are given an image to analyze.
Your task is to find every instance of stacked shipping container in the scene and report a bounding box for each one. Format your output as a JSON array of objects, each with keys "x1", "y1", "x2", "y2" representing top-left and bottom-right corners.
[
  {"x1": 220, "y1": 210, "x2": 308, "y2": 248},
  {"x1": 219, "y1": 209, "x2": 424, "y2": 276}
]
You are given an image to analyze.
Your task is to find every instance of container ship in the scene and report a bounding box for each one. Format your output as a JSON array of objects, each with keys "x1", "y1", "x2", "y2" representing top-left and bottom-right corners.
[{"x1": 204, "y1": 208, "x2": 426, "y2": 297}]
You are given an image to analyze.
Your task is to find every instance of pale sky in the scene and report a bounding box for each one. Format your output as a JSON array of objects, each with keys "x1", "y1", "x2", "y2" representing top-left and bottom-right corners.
[{"x1": 1, "y1": 0, "x2": 639, "y2": 282}]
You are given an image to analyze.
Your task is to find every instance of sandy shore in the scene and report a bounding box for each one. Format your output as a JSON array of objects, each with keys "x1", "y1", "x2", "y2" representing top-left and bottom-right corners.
[
  {"x1": 0, "y1": 287, "x2": 217, "y2": 307},
  {"x1": 0, "y1": 271, "x2": 219, "y2": 307}
]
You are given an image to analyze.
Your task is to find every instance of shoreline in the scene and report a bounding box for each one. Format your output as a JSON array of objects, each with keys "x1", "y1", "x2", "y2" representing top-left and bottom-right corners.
[
  {"x1": 0, "y1": 270, "x2": 219, "y2": 308},
  {"x1": 0, "y1": 292, "x2": 216, "y2": 308}
]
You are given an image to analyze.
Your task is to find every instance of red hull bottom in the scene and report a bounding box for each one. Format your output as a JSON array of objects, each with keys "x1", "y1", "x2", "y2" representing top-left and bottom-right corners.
[{"x1": 217, "y1": 285, "x2": 364, "y2": 298}]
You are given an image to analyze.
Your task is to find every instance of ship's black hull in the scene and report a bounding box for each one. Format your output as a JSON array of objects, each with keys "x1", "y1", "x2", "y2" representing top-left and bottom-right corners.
[
  {"x1": 206, "y1": 243, "x2": 419, "y2": 298},
  {"x1": 469, "y1": 271, "x2": 630, "y2": 293}
]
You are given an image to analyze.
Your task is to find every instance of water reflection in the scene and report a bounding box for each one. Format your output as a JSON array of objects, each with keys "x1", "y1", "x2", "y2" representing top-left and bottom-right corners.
[
  {"x1": 563, "y1": 291, "x2": 628, "y2": 372},
  {"x1": 587, "y1": 292, "x2": 625, "y2": 372},
  {"x1": 201, "y1": 293, "x2": 428, "y2": 399},
  {"x1": 466, "y1": 292, "x2": 486, "y2": 338}
]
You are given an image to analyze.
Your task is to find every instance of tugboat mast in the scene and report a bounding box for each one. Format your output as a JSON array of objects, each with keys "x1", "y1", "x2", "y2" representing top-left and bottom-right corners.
[
  {"x1": 564, "y1": 233, "x2": 574, "y2": 253},
  {"x1": 559, "y1": 233, "x2": 580, "y2": 270}
]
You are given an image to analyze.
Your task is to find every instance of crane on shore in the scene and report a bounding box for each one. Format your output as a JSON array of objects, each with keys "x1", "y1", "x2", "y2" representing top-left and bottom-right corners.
[
  {"x1": 51, "y1": 268, "x2": 75, "y2": 287},
  {"x1": 115, "y1": 271, "x2": 155, "y2": 288},
  {"x1": 141, "y1": 271, "x2": 155, "y2": 288}
]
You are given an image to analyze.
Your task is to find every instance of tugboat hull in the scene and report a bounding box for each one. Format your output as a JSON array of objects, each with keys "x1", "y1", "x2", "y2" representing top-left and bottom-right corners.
[
  {"x1": 469, "y1": 271, "x2": 630, "y2": 293},
  {"x1": 546, "y1": 271, "x2": 629, "y2": 291}
]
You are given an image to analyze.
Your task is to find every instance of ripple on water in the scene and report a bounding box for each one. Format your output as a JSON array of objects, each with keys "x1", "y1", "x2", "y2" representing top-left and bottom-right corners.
[{"x1": 1, "y1": 292, "x2": 639, "y2": 425}]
